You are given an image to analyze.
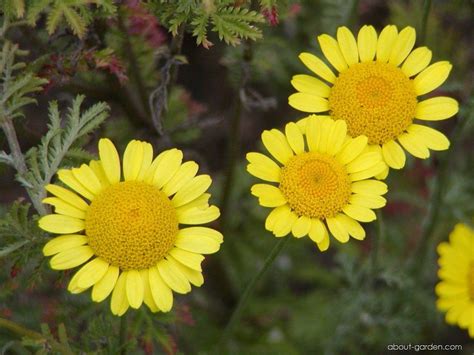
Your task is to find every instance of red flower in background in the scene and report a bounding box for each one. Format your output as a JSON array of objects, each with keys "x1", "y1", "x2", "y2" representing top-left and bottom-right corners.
[{"x1": 262, "y1": 6, "x2": 279, "y2": 26}]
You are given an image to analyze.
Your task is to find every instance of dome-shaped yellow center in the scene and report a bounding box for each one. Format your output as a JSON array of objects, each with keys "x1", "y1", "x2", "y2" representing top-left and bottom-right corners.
[
  {"x1": 279, "y1": 152, "x2": 351, "y2": 219},
  {"x1": 328, "y1": 62, "x2": 417, "y2": 145},
  {"x1": 85, "y1": 181, "x2": 178, "y2": 270},
  {"x1": 468, "y1": 262, "x2": 474, "y2": 300}
]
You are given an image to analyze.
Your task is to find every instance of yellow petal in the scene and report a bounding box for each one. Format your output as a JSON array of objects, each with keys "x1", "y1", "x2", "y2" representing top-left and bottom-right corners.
[
  {"x1": 167, "y1": 256, "x2": 204, "y2": 287},
  {"x1": 342, "y1": 204, "x2": 376, "y2": 222},
  {"x1": 175, "y1": 193, "x2": 210, "y2": 212},
  {"x1": 346, "y1": 152, "x2": 381, "y2": 174},
  {"x1": 401, "y1": 46, "x2": 432, "y2": 77},
  {"x1": 288, "y1": 93, "x2": 329, "y2": 113},
  {"x1": 123, "y1": 140, "x2": 144, "y2": 181},
  {"x1": 152, "y1": 149, "x2": 183, "y2": 189},
  {"x1": 89, "y1": 160, "x2": 110, "y2": 187},
  {"x1": 309, "y1": 218, "x2": 328, "y2": 244},
  {"x1": 318, "y1": 34, "x2": 348, "y2": 72},
  {"x1": 291, "y1": 74, "x2": 331, "y2": 97},
  {"x1": 168, "y1": 248, "x2": 204, "y2": 271},
  {"x1": 357, "y1": 25, "x2": 377, "y2": 62},
  {"x1": 177, "y1": 205, "x2": 220, "y2": 225},
  {"x1": 335, "y1": 135, "x2": 368, "y2": 165},
  {"x1": 273, "y1": 207, "x2": 297, "y2": 237},
  {"x1": 157, "y1": 259, "x2": 191, "y2": 294},
  {"x1": 291, "y1": 215, "x2": 311, "y2": 238},
  {"x1": 172, "y1": 175, "x2": 211, "y2": 207},
  {"x1": 42, "y1": 197, "x2": 86, "y2": 219},
  {"x1": 92, "y1": 265, "x2": 119, "y2": 302},
  {"x1": 98, "y1": 138, "x2": 121, "y2": 185},
  {"x1": 337, "y1": 26, "x2": 359, "y2": 66},
  {"x1": 136, "y1": 141, "x2": 153, "y2": 181},
  {"x1": 251, "y1": 184, "x2": 287, "y2": 207},
  {"x1": 413, "y1": 61, "x2": 452, "y2": 96},
  {"x1": 388, "y1": 26, "x2": 416, "y2": 66},
  {"x1": 162, "y1": 161, "x2": 199, "y2": 197},
  {"x1": 265, "y1": 206, "x2": 284, "y2": 232},
  {"x1": 315, "y1": 232, "x2": 330, "y2": 252},
  {"x1": 45, "y1": 184, "x2": 88, "y2": 211},
  {"x1": 126, "y1": 270, "x2": 144, "y2": 309},
  {"x1": 43, "y1": 234, "x2": 87, "y2": 256},
  {"x1": 335, "y1": 214, "x2": 365, "y2": 240},
  {"x1": 246, "y1": 152, "x2": 281, "y2": 183},
  {"x1": 397, "y1": 132, "x2": 430, "y2": 159},
  {"x1": 349, "y1": 162, "x2": 386, "y2": 181},
  {"x1": 376, "y1": 25, "x2": 398, "y2": 62},
  {"x1": 415, "y1": 97, "x2": 459, "y2": 121},
  {"x1": 175, "y1": 227, "x2": 223, "y2": 254},
  {"x1": 285, "y1": 122, "x2": 305, "y2": 155},
  {"x1": 144, "y1": 149, "x2": 168, "y2": 183},
  {"x1": 261, "y1": 129, "x2": 294, "y2": 165},
  {"x1": 305, "y1": 116, "x2": 322, "y2": 152},
  {"x1": 49, "y1": 245, "x2": 94, "y2": 270},
  {"x1": 39, "y1": 214, "x2": 85, "y2": 234},
  {"x1": 76, "y1": 257, "x2": 109, "y2": 289},
  {"x1": 67, "y1": 269, "x2": 89, "y2": 294},
  {"x1": 382, "y1": 140, "x2": 406, "y2": 169},
  {"x1": 326, "y1": 120, "x2": 347, "y2": 156},
  {"x1": 326, "y1": 216, "x2": 349, "y2": 243},
  {"x1": 72, "y1": 164, "x2": 102, "y2": 195},
  {"x1": 57, "y1": 169, "x2": 94, "y2": 200},
  {"x1": 350, "y1": 194, "x2": 386, "y2": 209},
  {"x1": 407, "y1": 124, "x2": 450, "y2": 151},
  {"x1": 110, "y1": 272, "x2": 129, "y2": 316},
  {"x1": 298, "y1": 52, "x2": 336, "y2": 83},
  {"x1": 351, "y1": 180, "x2": 388, "y2": 196},
  {"x1": 148, "y1": 266, "x2": 173, "y2": 312},
  {"x1": 140, "y1": 269, "x2": 159, "y2": 312}
]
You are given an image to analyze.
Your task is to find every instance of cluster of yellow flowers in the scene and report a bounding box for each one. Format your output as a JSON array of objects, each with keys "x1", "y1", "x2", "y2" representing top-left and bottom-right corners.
[{"x1": 38, "y1": 25, "x2": 471, "y2": 338}]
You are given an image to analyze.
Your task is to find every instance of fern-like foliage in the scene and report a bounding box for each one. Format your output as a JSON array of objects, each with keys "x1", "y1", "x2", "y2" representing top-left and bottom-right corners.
[
  {"x1": 0, "y1": 40, "x2": 48, "y2": 121},
  {"x1": 24, "y1": 0, "x2": 117, "y2": 39},
  {"x1": 0, "y1": 202, "x2": 44, "y2": 259},
  {"x1": 19, "y1": 95, "x2": 109, "y2": 207},
  {"x1": 151, "y1": 0, "x2": 265, "y2": 47}
]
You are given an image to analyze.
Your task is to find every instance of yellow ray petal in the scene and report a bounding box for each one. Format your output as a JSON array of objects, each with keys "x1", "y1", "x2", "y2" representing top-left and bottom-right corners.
[
  {"x1": 49, "y1": 245, "x2": 94, "y2": 270},
  {"x1": 58, "y1": 169, "x2": 94, "y2": 200},
  {"x1": 98, "y1": 138, "x2": 121, "y2": 185},
  {"x1": 126, "y1": 270, "x2": 144, "y2": 309},
  {"x1": 351, "y1": 180, "x2": 388, "y2": 196},
  {"x1": 291, "y1": 74, "x2": 331, "y2": 97},
  {"x1": 326, "y1": 120, "x2": 347, "y2": 156},
  {"x1": 318, "y1": 34, "x2": 348, "y2": 72},
  {"x1": 251, "y1": 184, "x2": 287, "y2": 207},
  {"x1": 326, "y1": 216, "x2": 349, "y2": 243},
  {"x1": 401, "y1": 46, "x2": 432, "y2": 77},
  {"x1": 89, "y1": 160, "x2": 110, "y2": 188},
  {"x1": 308, "y1": 218, "x2": 328, "y2": 244},
  {"x1": 74, "y1": 258, "x2": 109, "y2": 289},
  {"x1": 140, "y1": 269, "x2": 159, "y2": 312},
  {"x1": 110, "y1": 272, "x2": 129, "y2": 316},
  {"x1": 43, "y1": 234, "x2": 87, "y2": 256},
  {"x1": 157, "y1": 259, "x2": 191, "y2": 294},
  {"x1": 45, "y1": 184, "x2": 88, "y2": 211},
  {"x1": 261, "y1": 129, "x2": 294, "y2": 165},
  {"x1": 149, "y1": 266, "x2": 173, "y2": 312},
  {"x1": 349, "y1": 194, "x2": 386, "y2": 209},
  {"x1": 177, "y1": 205, "x2": 220, "y2": 225},
  {"x1": 136, "y1": 141, "x2": 154, "y2": 181},
  {"x1": 382, "y1": 140, "x2": 406, "y2": 169},
  {"x1": 167, "y1": 255, "x2": 204, "y2": 287},
  {"x1": 152, "y1": 149, "x2": 183, "y2": 189},
  {"x1": 346, "y1": 152, "x2": 380, "y2": 174},
  {"x1": 413, "y1": 61, "x2": 452, "y2": 96},
  {"x1": 336, "y1": 213, "x2": 366, "y2": 240},
  {"x1": 397, "y1": 132, "x2": 430, "y2": 159},
  {"x1": 246, "y1": 152, "x2": 281, "y2": 183},
  {"x1": 407, "y1": 124, "x2": 450, "y2": 151},
  {"x1": 298, "y1": 52, "x2": 336, "y2": 83},
  {"x1": 349, "y1": 162, "x2": 386, "y2": 181},
  {"x1": 357, "y1": 25, "x2": 377, "y2": 62},
  {"x1": 335, "y1": 135, "x2": 368, "y2": 165},
  {"x1": 376, "y1": 25, "x2": 398, "y2": 62},
  {"x1": 288, "y1": 93, "x2": 329, "y2": 113},
  {"x1": 388, "y1": 26, "x2": 416, "y2": 66},
  {"x1": 168, "y1": 248, "x2": 204, "y2": 271},
  {"x1": 285, "y1": 122, "x2": 305, "y2": 155},
  {"x1": 123, "y1": 140, "x2": 144, "y2": 181},
  {"x1": 342, "y1": 204, "x2": 376, "y2": 222},
  {"x1": 42, "y1": 197, "x2": 86, "y2": 219},
  {"x1": 415, "y1": 97, "x2": 458, "y2": 121},
  {"x1": 175, "y1": 227, "x2": 222, "y2": 254},
  {"x1": 72, "y1": 164, "x2": 102, "y2": 195},
  {"x1": 92, "y1": 265, "x2": 119, "y2": 302},
  {"x1": 162, "y1": 161, "x2": 199, "y2": 197},
  {"x1": 273, "y1": 208, "x2": 298, "y2": 237},
  {"x1": 39, "y1": 214, "x2": 85, "y2": 234},
  {"x1": 337, "y1": 26, "x2": 359, "y2": 66},
  {"x1": 291, "y1": 215, "x2": 311, "y2": 238},
  {"x1": 172, "y1": 175, "x2": 211, "y2": 207}
]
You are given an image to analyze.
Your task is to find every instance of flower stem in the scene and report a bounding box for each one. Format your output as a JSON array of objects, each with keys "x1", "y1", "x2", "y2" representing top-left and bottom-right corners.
[
  {"x1": 219, "y1": 236, "x2": 290, "y2": 347},
  {"x1": 119, "y1": 313, "x2": 128, "y2": 355},
  {"x1": 0, "y1": 317, "x2": 73, "y2": 354},
  {"x1": 420, "y1": 0, "x2": 432, "y2": 43}
]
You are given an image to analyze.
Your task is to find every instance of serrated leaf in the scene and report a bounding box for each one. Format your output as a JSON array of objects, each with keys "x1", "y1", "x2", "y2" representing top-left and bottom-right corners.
[{"x1": 62, "y1": 6, "x2": 87, "y2": 38}]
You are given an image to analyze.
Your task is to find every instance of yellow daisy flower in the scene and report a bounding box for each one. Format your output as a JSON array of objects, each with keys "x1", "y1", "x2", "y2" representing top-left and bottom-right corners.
[
  {"x1": 246, "y1": 117, "x2": 388, "y2": 251},
  {"x1": 289, "y1": 24, "x2": 458, "y2": 171},
  {"x1": 38, "y1": 139, "x2": 222, "y2": 316},
  {"x1": 436, "y1": 223, "x2": 474, "y2": 338}
]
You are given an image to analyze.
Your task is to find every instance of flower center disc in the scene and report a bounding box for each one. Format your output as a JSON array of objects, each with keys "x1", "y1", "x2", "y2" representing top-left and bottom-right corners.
[
  {"x1": 85, "y1": 181, "x2": 179, "y2": 270},
  {"x1": 328, "y1": 62, "x2": 417, "y2": 145},
  {"x1": 279, "y1": 152, "x2": 351, "y2": 219}
]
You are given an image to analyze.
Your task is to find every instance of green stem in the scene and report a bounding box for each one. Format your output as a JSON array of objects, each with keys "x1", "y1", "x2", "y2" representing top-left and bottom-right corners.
[
  {"x1": 219, "y1": 237, "x2": 290, "y2": 347},
  {"x1": 119, "y1": 314, "x2": 128, "y2": 355},
  {"x1": 0, "y1": 317, "x2": 73, "y2": 354},
  {"x1": 420, "y1": 0, "x2": 432, "y2": 43},
  {"x1": 370, "y1": 210, "x2": 384, "y2": 286}
]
